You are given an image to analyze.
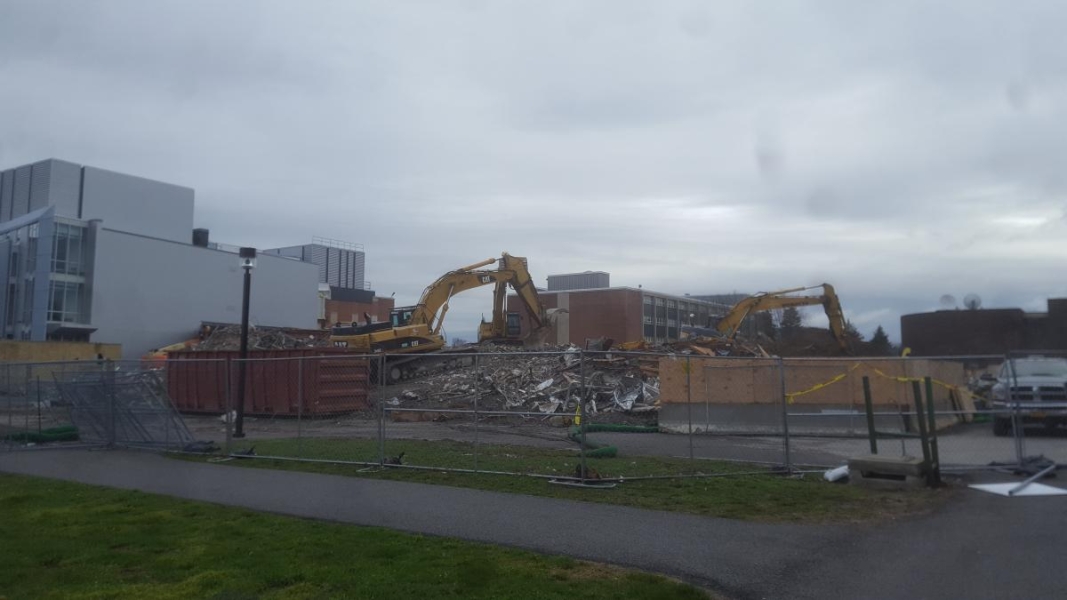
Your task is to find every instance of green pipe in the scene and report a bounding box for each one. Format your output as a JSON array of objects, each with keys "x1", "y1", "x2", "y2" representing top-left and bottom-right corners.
[
  {"x1": 583, "y1": 423, "x2": 659, "y2": 434},
  {"x1": 565, "y1": 422, "x2": 659, "y2": 457},
  {"x1": 567, "y1": 425, "x2": 618, "y2": 458},
  {"x1": 4, "y1": 425, "x2": 79, "y2": 443}
]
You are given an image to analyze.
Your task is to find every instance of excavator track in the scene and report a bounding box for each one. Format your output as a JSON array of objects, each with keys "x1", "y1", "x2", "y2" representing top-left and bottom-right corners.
[{"x1": 380, "y1": 349, "x2": 478, "y2": 384}]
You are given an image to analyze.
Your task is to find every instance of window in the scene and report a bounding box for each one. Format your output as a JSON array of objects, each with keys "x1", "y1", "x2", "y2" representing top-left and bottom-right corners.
[
  {"x1": 5, "y1": 283, "x2": 15, "y2": 327},
  {"x1": 20, "y1": 284, "x2": 33, "y2": 323},
  {"x1": 26, "y1": 224, "x2": 38, "y2": 272},
  {"x1": 643, "y1": 316, "x2": 652, "y2": 324},
  {"x1": 667, "y1": 300, "x2": 676, "y2": 308},
  {"x1": 643, "y1": 296, "x2": 652, "y2": 305},
  {"x1": 48, "y1": 280, "x2": 83, "y2": 323},
  {"x1": 51, "y1": 223, "x2": 86, "y2": 276},
  {"x1": 506, "y1": 312, "x2": 521, "y2": 337}
]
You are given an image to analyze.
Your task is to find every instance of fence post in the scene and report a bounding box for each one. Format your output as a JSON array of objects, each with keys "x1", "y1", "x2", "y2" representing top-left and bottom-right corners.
[
  {"x1": 474, "y1": 355, "x2": 480, "y2": 473},
  {"x1": 778, "y1": 357, "x2": 791, "y2": 472},
  {"x1": 108, "y1": 367, "x2": 117, "y2": 448},
  {"x1": 297, "y1": 357, "x2": 304, "y2": 459},
  {"x1": 862, "y1": 376, "x2": 877, "y2": 454},
  {"x1": 1006, "y1": 354, "x2": 1025, "y2": 467},
  {"x1": 686, "y1": 355, "x2": 694, "y2": 461},
  {"x1": 924, "y1": 376, "x2": 941, "y2": 486},
  {"x1": 378, "y1": 355, "x2": 385, "y2": 466},
  {"x1": 704, "y1": 366, "x2": 710, "y2": 433},
  {"x1": 911, "y1": 380, "x2": 932, "y2": 482},
  {"x1": 579, "y1": 350, "x2": 587, "y2": 482},
  {"x1": 224, "y1": 357, "x2": 233, "y2": 455},
  {"x1": 35, "y1": 375, "x2": 42, "y2": 435},
  {"x1": 6, "y1": 363, "x2": 12, "y2": 435},
  {"x1": 24, "y1": 366, "x2": 31, "y2": 436}
]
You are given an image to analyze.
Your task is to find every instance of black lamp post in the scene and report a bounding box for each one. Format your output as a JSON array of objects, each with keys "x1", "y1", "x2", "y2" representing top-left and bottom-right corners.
[{"x1": 233, "y1": 247, "x2": 256, "y2": 438}]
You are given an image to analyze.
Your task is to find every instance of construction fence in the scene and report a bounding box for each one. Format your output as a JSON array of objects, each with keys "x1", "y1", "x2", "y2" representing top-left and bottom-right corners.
[{"x1": 3, "y1": 350, "x2": 1064, "y2": 482}]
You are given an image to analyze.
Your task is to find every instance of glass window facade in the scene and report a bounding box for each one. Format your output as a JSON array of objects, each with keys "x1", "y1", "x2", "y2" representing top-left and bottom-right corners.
[
  {"x1": 52, "y1": 222, "x2": 86, "y2": 276},
  {"x1": 48, "y1": 280, "x2": 83, "y2": 323},
  {"x1": 1, "y1": 215, "x2": 92, "y2": 340}
]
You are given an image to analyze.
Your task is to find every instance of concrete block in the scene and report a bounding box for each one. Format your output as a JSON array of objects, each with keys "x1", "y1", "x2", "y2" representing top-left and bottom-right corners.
[{"x1": 848, "y1": 454, "x2": 928, "y2": 489}]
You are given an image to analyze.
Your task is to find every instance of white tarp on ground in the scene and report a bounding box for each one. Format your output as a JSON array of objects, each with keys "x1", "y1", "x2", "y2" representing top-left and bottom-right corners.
[{"x1": 969, "y1": 483, "x2": 1067, "y2": 497}]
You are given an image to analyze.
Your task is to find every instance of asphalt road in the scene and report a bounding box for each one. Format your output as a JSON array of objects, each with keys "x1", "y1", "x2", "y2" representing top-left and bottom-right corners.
[{"x1": 1, "y1": 449, "x2": 1064, "y2": 599}]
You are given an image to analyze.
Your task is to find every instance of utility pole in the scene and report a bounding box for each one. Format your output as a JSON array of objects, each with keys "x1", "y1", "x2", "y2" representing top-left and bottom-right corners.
[{"x1": 233, "y1": 247, "x2": 256, "y2": 438}]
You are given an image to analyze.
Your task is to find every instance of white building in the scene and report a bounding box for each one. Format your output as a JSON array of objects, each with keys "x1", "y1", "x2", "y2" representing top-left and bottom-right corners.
[{"x1": 0, "y1": 158, "x2": 319, "y2": 358}]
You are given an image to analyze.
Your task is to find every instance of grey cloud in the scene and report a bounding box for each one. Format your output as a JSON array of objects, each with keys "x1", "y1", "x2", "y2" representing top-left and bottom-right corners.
[{"x1": 3, "y1": 0, "x2": 1067, "y2": 343}]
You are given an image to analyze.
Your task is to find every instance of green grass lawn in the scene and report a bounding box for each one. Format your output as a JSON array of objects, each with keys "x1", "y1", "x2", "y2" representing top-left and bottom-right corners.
[
  {"x1": 182, "y1": 437, "x2": 948, "y2": 523},
  {"x1": 0, "y1": 473, "x2": 710, "y2": 600}
]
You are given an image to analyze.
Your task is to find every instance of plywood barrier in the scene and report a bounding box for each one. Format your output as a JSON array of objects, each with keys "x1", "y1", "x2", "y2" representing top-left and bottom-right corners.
[{"x1": 659, "y1": 356, "x2": 972, "y2": 427}]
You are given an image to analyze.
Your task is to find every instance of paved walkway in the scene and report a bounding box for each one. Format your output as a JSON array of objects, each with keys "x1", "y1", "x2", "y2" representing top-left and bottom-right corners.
[{"x1": 1, "y1": 449, "x2": 1062, "y2": 600}]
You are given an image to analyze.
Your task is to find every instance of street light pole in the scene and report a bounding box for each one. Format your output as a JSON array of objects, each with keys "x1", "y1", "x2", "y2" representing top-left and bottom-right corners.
[{"x1": 233, "y1": 247, "x2": 256, "y2": 438}]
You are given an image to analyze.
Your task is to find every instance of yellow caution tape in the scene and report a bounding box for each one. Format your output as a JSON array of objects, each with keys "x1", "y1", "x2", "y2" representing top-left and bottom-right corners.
[
  {"x1": 784, "y1": 361, "x2": 975, "y2": 404},
  {"x1": 785, "y1": 373, "x2": 848, "y2": 403}
]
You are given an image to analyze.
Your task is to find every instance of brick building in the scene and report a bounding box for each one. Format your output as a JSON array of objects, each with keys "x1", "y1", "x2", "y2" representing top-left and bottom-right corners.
[
  {"x1": 507, "y1": 287, "x2": 731, "y2": 346},
  {"x1": 901, "y1": 298, "x2": 1067, "y2": 356},
  {"x1": 319, "y1": 286, "x2": 394, "y2": 329}
]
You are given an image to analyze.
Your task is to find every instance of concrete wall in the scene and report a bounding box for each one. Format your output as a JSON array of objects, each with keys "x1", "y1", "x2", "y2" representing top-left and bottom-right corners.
[
  {"x1": 658, "y1": 357, "x2": 970, "y2": 433},
  {"x1": 0, "y1": 340, "x2": 121, "y2": 362},
  {"x1": 81, "y1": 167, "x2": 194, "y2": 243},
  {"x1": 90, "y1": 229, "x2": 319, "y2": 359},
  {"x1": 42, "y1": 159, "x2": 84, "y2": 217}
]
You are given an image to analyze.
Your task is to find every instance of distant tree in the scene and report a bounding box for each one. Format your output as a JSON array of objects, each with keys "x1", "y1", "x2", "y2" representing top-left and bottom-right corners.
[
  {"x1": 780, "y1": 307, "x2": 802, "y2": 332},
  {"x1": 843, "y1": 320, "x2": 864, "y2": 343},
  {"x1": 869, "y1": 325, "x2": 892, "y2": 356}
]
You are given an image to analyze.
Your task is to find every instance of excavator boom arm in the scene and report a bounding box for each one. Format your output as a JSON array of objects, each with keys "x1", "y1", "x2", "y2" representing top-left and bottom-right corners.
[
  {"x1": 408, "y1": 253, "x2": 546, "y2": 338},
  {"x1": 716, "y1": 284, "x2": 851, "y2": 352}
]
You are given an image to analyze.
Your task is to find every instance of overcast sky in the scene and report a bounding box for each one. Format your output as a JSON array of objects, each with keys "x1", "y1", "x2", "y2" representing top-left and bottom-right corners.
[{"x1": 3, "y1": 0, "x2": 1066, "y2": 343}]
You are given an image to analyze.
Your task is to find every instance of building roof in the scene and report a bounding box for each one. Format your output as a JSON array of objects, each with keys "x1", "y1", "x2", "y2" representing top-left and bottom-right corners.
[{"x1": 517, "y1": 286, "x2": 734, "y2": 309}]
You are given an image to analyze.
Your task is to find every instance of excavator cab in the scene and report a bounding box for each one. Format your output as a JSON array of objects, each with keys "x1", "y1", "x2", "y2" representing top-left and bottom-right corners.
[{"x1": 390, "y1": 307, "x2": 416, "y2": 328}]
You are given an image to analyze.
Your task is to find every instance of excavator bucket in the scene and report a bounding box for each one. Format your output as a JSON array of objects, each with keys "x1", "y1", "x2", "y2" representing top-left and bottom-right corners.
[{"x1": 522, "y1": 308, "x2": 567, "y2": 347}]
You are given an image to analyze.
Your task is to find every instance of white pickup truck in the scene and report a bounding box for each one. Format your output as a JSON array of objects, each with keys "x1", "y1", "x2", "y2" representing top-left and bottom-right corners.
[{"x1": 991, "y1": 357, "x2": 1067, "y2": 436}]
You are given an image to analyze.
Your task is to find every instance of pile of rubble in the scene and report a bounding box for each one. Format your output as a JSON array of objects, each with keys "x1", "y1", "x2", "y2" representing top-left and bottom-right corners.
[
  {"x1": 611, "y1": 334, "x2": 767, "y2": 359},
  {"x1": 392, "y1": 346, "x2": 661, "y2": 418},
  {"x1": 195, "y1": 325, "x2": 330, "y2": 351},
  {"x1": 664, "y1": 335, "x2": 768, "y2": 358}
]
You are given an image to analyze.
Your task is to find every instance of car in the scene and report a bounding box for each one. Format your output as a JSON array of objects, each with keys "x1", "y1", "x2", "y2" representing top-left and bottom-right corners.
[{"x1": 990, "y1": 356, "x2": 1067, "y2": 436}]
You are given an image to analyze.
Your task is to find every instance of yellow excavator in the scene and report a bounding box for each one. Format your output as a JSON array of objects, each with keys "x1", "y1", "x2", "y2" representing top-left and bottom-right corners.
[
  {"x1": 330, "y1": 252, "x2": 551, "y2": 381},
  {"x1": 714, "y1": 283, "x2": 851, "y2": 353}
]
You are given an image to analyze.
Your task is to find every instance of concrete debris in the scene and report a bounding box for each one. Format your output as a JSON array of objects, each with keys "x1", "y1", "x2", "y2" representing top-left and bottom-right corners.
[
  {"x1": 385, "y1": 397, "x2": 401, "y2": 406},
  {"x1": 195, "y1": 324, "x2": 330, "y2": 351},
  {"x1": 535, "y1": 398, "x2": 563, "y2": 414},
  {"x1": 395, "y1": 345, "x2": 660, "y2": 416},
  {"x1": 613, "y1": 386, "x2": 641, "y2": 411}
]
